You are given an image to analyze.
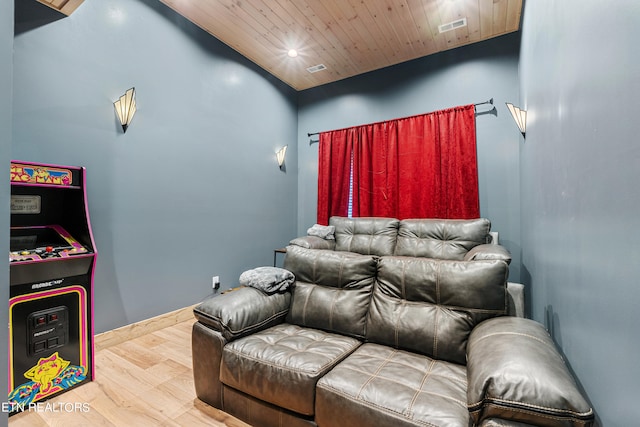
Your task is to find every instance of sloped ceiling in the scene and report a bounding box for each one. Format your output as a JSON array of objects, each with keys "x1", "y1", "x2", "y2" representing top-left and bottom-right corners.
[
  {"x1": 159, "y1": 0, "x2": 523, "y2": 90},
  {"x1": 35, "y1": 0, "x2": 84, "y2": 16}
]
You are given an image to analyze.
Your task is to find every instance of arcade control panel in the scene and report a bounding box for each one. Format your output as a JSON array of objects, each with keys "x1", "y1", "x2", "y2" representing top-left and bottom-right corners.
[{"x1": 10, "y1": 225, "x2": 90, "y2": 263}]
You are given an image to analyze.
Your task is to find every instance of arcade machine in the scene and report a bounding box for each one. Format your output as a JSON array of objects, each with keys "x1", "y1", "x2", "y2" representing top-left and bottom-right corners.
[{"x1": 8, "y1": 161, "x2": 97, "y2": 414}]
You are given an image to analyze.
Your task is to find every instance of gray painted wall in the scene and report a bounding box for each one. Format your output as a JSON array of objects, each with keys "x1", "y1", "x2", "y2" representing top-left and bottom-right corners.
[
  {"x1": 9, "y1": 1, "x2": 637, "y2": 423},
  {"x1": 12, "y1": 0, "x2": 299, "y2": 333},
  {"x1": 519, "y1": 1, "x2": 640, "y2": 425},
  {"x1": 1, "y1": 0, "x2": 12, "y2": 425},
  {"x1": 297, "y1": 33, "x2": 522, "y2": 283}
]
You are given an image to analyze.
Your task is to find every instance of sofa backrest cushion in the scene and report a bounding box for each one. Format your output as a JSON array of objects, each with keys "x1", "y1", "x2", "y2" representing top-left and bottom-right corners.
[
  {"x1": 394, "y1": 218, "x2": 491, "y2": 260},
  {"x1": 365, "y1": 256, "x2": 508, "y2": 365},
  {"x1": 283, "y1": 245, "x2": 377, "y2": 340},
  {"x1": 330, "y1": 216, "x2": 399, "y2": 256}
]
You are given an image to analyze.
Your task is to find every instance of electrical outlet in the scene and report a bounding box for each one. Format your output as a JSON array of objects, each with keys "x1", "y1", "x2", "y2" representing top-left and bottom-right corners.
[{"x1": 212, "y1": 276, "x2": 220, "y2": 291}]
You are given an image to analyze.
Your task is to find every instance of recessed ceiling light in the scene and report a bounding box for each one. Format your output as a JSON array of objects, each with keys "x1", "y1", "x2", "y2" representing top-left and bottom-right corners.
[{"x1": 287, "y1": 49, "x2": 298, "y2": 58}]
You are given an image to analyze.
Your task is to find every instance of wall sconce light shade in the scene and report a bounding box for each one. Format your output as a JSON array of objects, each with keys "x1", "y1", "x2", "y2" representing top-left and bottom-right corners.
[
  {"x1": 276, "y1": 145, "x2": 288, "y2": 169},
  {"x1": 114, "y1": 87, "x2": 137, "y2": 132},
  {"x1": 506, "y1": 102, "x2": 526, "y2": 136}
]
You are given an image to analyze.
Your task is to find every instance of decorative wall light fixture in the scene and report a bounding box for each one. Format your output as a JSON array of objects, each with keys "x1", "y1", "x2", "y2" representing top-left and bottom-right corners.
[
  {"x1": 114, "y1": 87, "x2": 137, "y2": 133},
  {"x1": 276, "y1": 145, "x2": 288, "y2": 169},
  {"x1": 506, "y1": 102, "x2": 526, "y2": 137}
]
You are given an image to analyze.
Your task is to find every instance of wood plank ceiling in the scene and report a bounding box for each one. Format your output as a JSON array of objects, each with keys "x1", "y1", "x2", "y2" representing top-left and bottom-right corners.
[
  {"x1": 36, "y1": 0, "x2": 84, "y2": 16},
  {"x1": 159, "y1": 0, "x2": 523, "y2": 91}
]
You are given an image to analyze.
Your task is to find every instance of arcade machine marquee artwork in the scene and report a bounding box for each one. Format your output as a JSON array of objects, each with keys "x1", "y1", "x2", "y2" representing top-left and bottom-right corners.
[{"x1": 8, "y1": 161, "x2": 97, "y2": 414}]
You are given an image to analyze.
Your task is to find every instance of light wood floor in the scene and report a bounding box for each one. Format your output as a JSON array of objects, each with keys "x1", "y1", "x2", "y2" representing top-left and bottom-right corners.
[{"x1": 9, "y1": 319, "x2": 250, "y2": 427}]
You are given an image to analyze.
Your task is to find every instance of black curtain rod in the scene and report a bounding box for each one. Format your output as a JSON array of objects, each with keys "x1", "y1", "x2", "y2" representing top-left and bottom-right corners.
[
  {"x1": 307, "y1": 98, "x2": 493, "y2": 137},
  {"x1": 474, "y1": 97, "x2": 494, "y2": 108}
]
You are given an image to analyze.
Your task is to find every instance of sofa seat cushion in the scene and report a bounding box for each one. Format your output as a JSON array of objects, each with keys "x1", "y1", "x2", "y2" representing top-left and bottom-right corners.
[
  {"x1": 316, "y1": 343, "x2": 469, "y2": 427},
  {"x1": 220, "y1": 323, "x2": 361, "y2": 416}
]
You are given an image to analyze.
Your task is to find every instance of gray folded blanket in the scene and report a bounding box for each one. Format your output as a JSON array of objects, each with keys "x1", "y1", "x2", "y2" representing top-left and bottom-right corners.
[
  {"x1": 239, "y1": 267, "x2": 294, "y2": 294},
  {"x1": 307, "y1": 223, "x2": 335, "y2": 240}
]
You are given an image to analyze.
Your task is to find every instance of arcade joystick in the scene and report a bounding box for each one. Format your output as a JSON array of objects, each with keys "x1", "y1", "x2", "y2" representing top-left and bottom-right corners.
[{"x1": 40, "y1": 247, "x2": 57, "y2": 258}]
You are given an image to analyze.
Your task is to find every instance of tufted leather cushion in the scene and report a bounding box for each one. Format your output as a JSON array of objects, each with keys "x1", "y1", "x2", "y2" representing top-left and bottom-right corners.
[
  {"x1": 283, "y1": 245, "x2": 377, "y2": 339},
  {"x1": 366, "y1": 256, "x2": 508, "y2": 364},
  {"x1": 331, "y1": 216, "x2": 400, "y2": 256},
  {"x1": 316, "y1": 343, "x2": 469, "y2": 427},
  {"x1": 220, "y1": 323, "x2": 361, "y2": 416},
  {"x1": 467, "y1": 317, "x2": 594, "y2": 427},
  {"x1": 395, "y1": 218, "x2": 491, "y2": 259}
]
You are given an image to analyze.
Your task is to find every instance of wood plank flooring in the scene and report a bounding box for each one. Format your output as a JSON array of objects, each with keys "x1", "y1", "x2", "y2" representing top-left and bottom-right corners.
[{"x1": 9, "y1": 319, "x2": 250, "y2": 427}]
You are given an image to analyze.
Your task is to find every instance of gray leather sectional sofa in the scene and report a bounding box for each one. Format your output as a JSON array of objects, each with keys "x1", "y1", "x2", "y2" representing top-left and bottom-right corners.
[{"x1": 191, "y1": 217, "x2": 594, "y2": 426}]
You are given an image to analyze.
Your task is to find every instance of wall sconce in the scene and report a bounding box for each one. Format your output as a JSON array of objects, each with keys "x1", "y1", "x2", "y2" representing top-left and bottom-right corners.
[
  {"x1": 276, "y1": 145, "x2": 288, "y2": 169},
  {"x1": 114, "y1": 87, "x2": 137, "y2": 133},
  {"x1": 506, "y1": 102, "x2": 526, "y2": 137}
]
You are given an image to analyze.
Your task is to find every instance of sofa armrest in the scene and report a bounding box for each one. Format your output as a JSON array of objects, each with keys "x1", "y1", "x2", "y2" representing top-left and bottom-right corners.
[
  {"x1": 192, "y1": 322, "x2": 227, "y2": 408},
  {"x1": 193, "y1": 287, "x2": 290, "y2": 341},
  {"x1": 479, "y1": 419, "x2": 538, "y2": 427},
  {"x1": 467, "y1": 317, "x2": 594, "y2": 427},
  {"x1": 506, "y1": 282, "x2": 525, "y2": 318},
  {"x1": 289, "y1": 236, "x2": 336, "y2": 250},
  {"x1": 464, "y1": 244, "x2": 512, "y2": 264}
]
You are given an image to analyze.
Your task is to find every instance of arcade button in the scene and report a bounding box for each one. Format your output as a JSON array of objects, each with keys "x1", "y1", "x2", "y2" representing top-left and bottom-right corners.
[
  {"x1": 20, "y1": 251, "x2": 30, "y2": 256},
  {"x1": 34, "y1": 341, "x2": 46, "y2": 353}
]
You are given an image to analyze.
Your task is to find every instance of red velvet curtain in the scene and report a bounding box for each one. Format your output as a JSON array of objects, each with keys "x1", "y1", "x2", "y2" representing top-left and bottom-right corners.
[
  {"x1": 317, "y1": 104, "x2": 478, "y2": 224},
  {"x1": 317, "y1": 129, "x2": 353, "y2": 225}
]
